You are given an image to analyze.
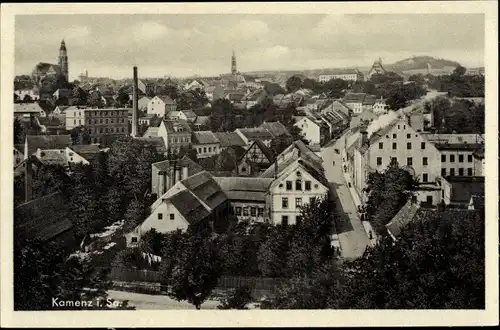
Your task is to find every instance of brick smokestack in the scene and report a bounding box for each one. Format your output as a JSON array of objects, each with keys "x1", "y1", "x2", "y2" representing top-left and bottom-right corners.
[
  {"x1": 131, "y1": 66, "x2": 139, "y2": 137},
  {"x1": 25, "y1": 156, "x2": 33, "y2": 203}
]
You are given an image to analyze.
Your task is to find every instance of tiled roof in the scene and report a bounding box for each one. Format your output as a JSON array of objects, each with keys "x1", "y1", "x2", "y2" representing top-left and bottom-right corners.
[
  {"x1": 214, "y1": 177, "x2": 273, "y2": 202},
  {"x1": 14, "y1": 192, "x2": 73, "y2": 242},
  {"x1": 38, "y1": 117, "x2": 64, "y2": 127},
  {"x1": 168, "y1": 190, "x2": 211, "y2": 225},
  {"x1": 181, "y1": 171, "x2": 228, "y2": 210},
  {"x1": 238, "y1": 128, "x2": 274, "y2": 141},
  {"x1": 446, "y1": 176, "x2": 485, "y2": 204},
  {"x1": 362, "y1": 95, "x2": 377, "y2": 105},
  {"x1": 343, "y1": 93, "x2": 367, "y2": 103},
  {"x1": 152, "y1": 155, "x2": 203, "y2": 174},
  {"x1": 33, "y1": 62, "x2": 62, "y2": 75},
  {"x1": 37, "y1": 150, "x2": 68, "y2": 166},
  {"x1": 192, "y1": 131, "x2": 220, "y2": 145},
  {"x1": 134, "y1": 137, "x2": 167, "y2": 154},
  {"x1": 214, "y1": 132, "x2": 246, "y2": 148},
  {"x1": 194, "y1": 116, "x2": 210, "y2": 126},
  {"x1": 163, "y1": 119, "x2": 192, "y2": 134},
  {"x1": 182, "y1": 110, "x2": 197, "y2": 119},
  {"x1": 260, "y1": 121, "x2": 290, "y2": 137},
  {"x1": 26, "y1": 135, "x2": 72, "y2": 157},
  {"x1": 69, "y1": 144, "x2": 101, "y2": 161},
  {"x1": 160, "y1": 96, "x2": 176, "y2": 105},
  {"x1": 143, "y1": 127, "x2": 159, "y2": 138},
  {"x1": 14, "y1": 103, "x2": 44, "y2": 113},
  {"x1": 385, "y1": 199, "x2": 420, "y2": 239}
]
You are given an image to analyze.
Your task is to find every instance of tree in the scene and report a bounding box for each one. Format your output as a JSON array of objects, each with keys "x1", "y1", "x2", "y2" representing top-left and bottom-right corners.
[
  {"x1": 167, "y1": 223, "x2": 221, "y2": 309},
  {"x1": 257, "y1": 226, "x2": 291, "y2": 277},
  {"x1": 117, "y1": 90, "x2": 131, "y2": 107},
  {"x1": 139, "y1": 229, "x2": 167, "y2": 256},
  {"x1": 124, "y1": 198, "x2": 146, "y2": 232},
  {"x1": 178, "y1": 144, "x2": 198, "y2": 162},
  {"x1": 286, "y1": 75, "x2": 303, "y2": 93},
  {"x1": 88, "y1": 91, "x2": 104, "y2": 108},
  {"x1": 23, "y1": 94, "x2": 33, "y2": 102},
  {"x1": 217, "y1": 286, "x2": 253, "y2": 309},
  {"x1": 264, "y1": 82, "x2": 286, "y2": 96},
  {"x1": 14, "y1": 117, "x2": 25, "y2": 145},
  {"x1": 324, "y1": 78, "x2": 349, "y2": 98},
  {"x1": 364, "y1": 162, "x2": 418, "y2": 235}
]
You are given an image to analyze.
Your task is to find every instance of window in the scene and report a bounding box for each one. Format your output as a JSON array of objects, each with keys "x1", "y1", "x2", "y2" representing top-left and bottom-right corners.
[
  {"x1": 441, "y1": 154, "x2": 446, "y2": 162},
  {"x1": 423, "y1": 157, "x2": 428, "y2": 166},
  {"x1": 392, "y1": 142, "x2": 397, "y2": 150},
  {"x1": 391, "y1": 157, "x2": 398, "y2": 165},
  {"x1": 407, "y1": 142, "x2": 412, "y2": 150},
  {"x1": 296, "y1": 215, "x2": 303, "y2": 224},
  {"x1": 286, "y1": 181, "x2": 292, "y2": 190},
  {"x1": 441, "y1": 168, "x2": 446, "y2": 176},
  {"x1": 243, "y1": 207, "x2": 249, "y2": 216},
  {"x1": 309, "y1": 197, "x2": 315, "y2": 204},
  {"x1": 131, "y1": 237, "x2": 138, "y2": 243},
  {"x1": 397, "y1": 125, "x2": 400, "y2": 129},
  {"x1": 422, "y1": 173, "x2": 428, "y2": 182},
  {"x1": 393, "y1": 134, "x2": 397, "y2": 139},
  {"x1": 249, "y1": 207, "x2": 256, "y2": 217},
  {"x1": 468, "y1": 155, "x2": 473, "y2": 162},
  {"x1": 305, "y1": 181, "x2": 311, "y2": 191},
  {"x1": 106, "y1": 119, "x2": 108, "y2": 124},
  {"x1": 450, "y1": 168, "x2": 455, "y2": 176},
  {"x1": 407, "y1": 157, "x2": 413, "y2": 166},
  {"x1": 458, "y1": 155, "x2": 464, "y2": 163},
  {"x1": 378, "y1": 142, "x2": 383, "y2": 149},
  {"x1": 203, "y1": 147, "x2": 207, "y2": 153},
  {"x1": 241, "y1": 167, "x2": 247, "y2": 172},
  {"x1": 235, "y1": 207, "x2": 242, "y2": 216},
  {"x1": 406, "y1": 133, "x2": 411, "y2": 139},
  {"x1": 450, "y1": 155, "x2": 455, "y2": 163},
  {"x1": 158, "y1": 213, "x2": 163, "y2": 220},
  {"x1": 377, "y1": 157, "x2": 382, "y2": 166},
  {"x1": 282, "y1": 198, "x2": 289, "y2": 209},
  {"x1": 295, "y1": 198, "x2": 302, "y2": 208},
  {"x1": 295, "y1": 180, "x2": 302, "y2": 190},
  {"x1": 467, "y1": 168, "x2": 473, "y2": 176},
  {"x1": 208, "y1": 147, "x2": 212, "y2": 152},
  {"x1": 100, "y1": 119, "x2": 103, "y2": 124},
  {"x1": 258, "y1": 208, "x2": 264, "y2": 217},
  {"x1": 281, "y1": 216, "x2": 289, "y2": 226},
  {"x1": 73, "y1": 119, "x2": 76, "y2": 125},
  {"x1": 458, "y1": 168, "x2": 464, "y2": 176},
  {"x1": 169, "y1": 213, "x2": 174, "y2": 220}
]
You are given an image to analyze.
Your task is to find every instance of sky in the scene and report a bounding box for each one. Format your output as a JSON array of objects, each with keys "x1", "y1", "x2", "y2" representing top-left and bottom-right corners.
[{"x1": 15, "y1": 14, "x2": 485, "y2": 80}]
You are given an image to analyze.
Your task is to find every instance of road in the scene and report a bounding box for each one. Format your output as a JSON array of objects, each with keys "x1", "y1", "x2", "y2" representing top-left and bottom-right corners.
[{"x1": 321, "y1": 139, "x2": 370, "y2": 260}]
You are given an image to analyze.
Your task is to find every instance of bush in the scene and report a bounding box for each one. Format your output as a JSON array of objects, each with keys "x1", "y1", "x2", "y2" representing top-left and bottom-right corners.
[{"x1": 217, "y1": 286, "x2": 253, "y2": 310}]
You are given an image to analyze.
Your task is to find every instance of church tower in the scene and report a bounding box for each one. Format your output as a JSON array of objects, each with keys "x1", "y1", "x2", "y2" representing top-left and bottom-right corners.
[
  {"x1": 58, "y1": 39, "x2": 69, "y2": 80},
  {"x1": 231, "y1": 50, "x2": 237, "y2": 75}
]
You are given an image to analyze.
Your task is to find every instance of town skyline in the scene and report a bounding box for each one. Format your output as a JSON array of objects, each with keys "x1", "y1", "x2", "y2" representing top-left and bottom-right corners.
[{"x1": 15, "y1": 14, "x2": 485, "y2": 80}]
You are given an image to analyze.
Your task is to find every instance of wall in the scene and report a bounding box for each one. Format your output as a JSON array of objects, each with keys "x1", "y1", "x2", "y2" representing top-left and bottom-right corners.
[
  {"x1": 270, "y1": 163, "x2": 328, "y2": 225},
  {"x1": 194, "y1": 143, "x2": 220, "y2": 159},
  {"x1": 294, "y1": 117, "x2": 321, "y2": 145},
  {"x1": 346, "y1": 102, "x2": 363, "y2": 114},
  {"x1": 65, "y1": 147, "x2": 90, "y2": 165},
  {"x1": 440, "y1": 149, "x2": 477, "y2": 177},
  {"x1": 147, "y1": 97, "x2": 166, "y2": 117},
  {"x1": 126, "y1": 201, "x2": 188, "y2": 247},
  {"x1": 65, "y1": 109, "x2": 86, "y2": 130},
  {"x1": 86, "y1": 109, "x2": 129, "y2": 144},
  {"x1": 231, "y1": 201, "x2": 267, "y2": 223}
]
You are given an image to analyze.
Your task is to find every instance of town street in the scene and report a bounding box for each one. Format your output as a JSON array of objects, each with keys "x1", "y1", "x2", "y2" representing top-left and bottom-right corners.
[{"x1": 321, "y1": 138, "x2": 370, "y2": 260}]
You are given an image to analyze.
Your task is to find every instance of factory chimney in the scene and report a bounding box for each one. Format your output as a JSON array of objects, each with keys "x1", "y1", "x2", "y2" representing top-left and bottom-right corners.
[{"x1": 131, "y1": 66, "x2": 139, "y2": 137}]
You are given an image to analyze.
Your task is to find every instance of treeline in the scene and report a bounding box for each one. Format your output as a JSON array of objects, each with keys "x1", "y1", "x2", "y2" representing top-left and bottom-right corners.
[
  {"x1": 426, "y1": 95, "x2": 485, "y2": 134},
  {"x1": 426, "y1": 65, "x2": 484, "y2": 97}
]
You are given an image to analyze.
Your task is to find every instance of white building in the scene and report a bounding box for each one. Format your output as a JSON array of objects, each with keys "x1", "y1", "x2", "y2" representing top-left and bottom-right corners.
[
  {"x1": 147, "y1": 96, "x2": 177, "y2": 117},
  {"x1": 293, "y1": 116, "x2": 322, "y2": 145}
]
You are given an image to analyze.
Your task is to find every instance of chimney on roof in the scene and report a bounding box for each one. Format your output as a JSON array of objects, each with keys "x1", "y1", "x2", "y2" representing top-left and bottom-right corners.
[{"x1": 131, "y1": 66, "x2": 139, "y2": 138}]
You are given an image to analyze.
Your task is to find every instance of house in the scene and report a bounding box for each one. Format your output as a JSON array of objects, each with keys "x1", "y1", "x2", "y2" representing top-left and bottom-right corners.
[
  {"x1": 134, "y1": 137, "x2": 168, "y2": 156},
  {"x1": 213, "y1": 132, "x2": 247, "y2": 150},
  {"x1": 237, "y1": 139, "x2": 275, "y2": 177},
  {"x1": 372, "y1": 97, "x2": 388, "y2": 115},
  {"x1": 293, "y1": 116, "x2": 323, "y2": 145},
  {"x1": 14, "y1": 103, "x2": 45, "y2": 118},
  {"x1": 423, "y1": 133, "x2": 484, "y2": 177},
  {"x1": 138, "y1": 114, "x2": 159, "y2": 126},
  {"x1": 193, "y1": 116, "x2": 210, "y2": 130},
  {"x1": 37, "y1": 117, "x2": 66, "y2": 135},
  {"x1": 192, "y1": 131, "x2": 221, "y2": 159},
  {"x1": 15, "y1": 88, "x2": 40, "y2": 101},
  {"x1": 259, "y1": 121, "x2": 291, "y2": 138},
  {"x1": 264, "y1": 151, "x2": 329, "y2": 225},
  {"x1": 138, "y1": 96, "x2": 151, "y2": 112},
  {"x1": 151, "y1": 155, "x2": 203, "y2": 198},
  {"x1": 185, "y1": 79, "x2": 209, "y2": 91},
  {"x1": 68, "y1": 144, "x2": 101, "y2": 162},
  {"x1": 243, "y1": 89, "x2": 270, "y2": 109},
  {"x1": 224, "y1": 91, "x2": 247, "y2": 104},
  {"x1": 147, "y1": 95, "x2": 177, "y2": 117},
  {"x1": 349, "y1": 110, "x2": 378, "y2": 129},
  {"x1": 472, "y1": 147, "x2": 485, "y2": 177},
  {"x1": 362, "y1": 94, "x2": 377, "y2": 112},
  {"x1": 343, "y1": 93, "x2": 369, "y2": 114},
  {"x1": 157, "y1": 119, "x2": 192, "y2": 153},
  {"x1": 438, "y1": 176, "x2": 485, "y2": 207},
  {"x1": 126, "y1": 171, "x2": 230, "y2": 246},
  {"x1": 385, "y1": 198, "x2": 421, "y2": 240},
  {"x1": 53, "y1": 105, "x2": 69, "y2": 116},
  {"x1": 24, "y1": 135, "x2": 72, "y2": 160},
  {"x1": 318, "y1": 69, "x2": 364, "y2": 83},
  {"x1": 53, "y1": 88, "x2": 72, "y2": 101},
  {"x1": 181, "y1": 110, "x2": 197, "y2": 123},
  {"x1": 142, "y1": 126, "x2": 160, "y2": 138},
  {"x1": 348, "y1": 116, "x2": 442, "y2": 205},
  {"x1": 214, "y1": 177, "x2": 273, "y2": 223},
  {"x1": 34, "y1": 147, "x2": 89, "y2": 167},
  {"x1": 205, "y1": 85, "x2": 225, "y2": 102},
  {"x1": 234, "y1": 128, "x2": 275, "y2": 148},
  {"x1": 320, "y1": 100, "x2": 351, "y2": 117}
]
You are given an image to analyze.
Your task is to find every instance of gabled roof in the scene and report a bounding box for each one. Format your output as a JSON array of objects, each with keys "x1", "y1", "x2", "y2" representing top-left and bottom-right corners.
[
  {"x1": 134, "y1": 137, "x2": 167, "y2": 154},
  {"x1": 343, "y1": 93, "x2": 367, "y2": 103},
  {"x1": 38, "y1": 117, "x2": 64, "y2": 127},
  {"x1": 14, "y1": 192, "x2": 73, "y2": 242},
  {"x1": 241, "y1": 139, "x2": 275, "y2": 163},
  {"x1": 260, "y1": 121, "x2": 290, "y2": 137},
  {"x1": 168, "y1": 190, "x2": 211, "y2": 225},
  {"x1": 26, "y1": 135, "x2": 72, "y2": 157},
  {"x1": 162, "y1": 119, "x2": 192, "y2": 134},
  {"x1": 14, "y1": 103, "x2": 44, "y2": 113},
  {"x1": 192, "y1": 131, "x2": 220, "y2": 145},
  {"x1": 152, "y1": 155, "x2": 203, "y2": 174},
  {"x1": 181, "y1": 171, "x2": 228, "y2": 210},
  {"x1": 385, "y1": 199, "x2": 420, "y2": 239},
  {"x1": 68, "y1": 144, "x2": 101, "y2": 161},
  {"x1": 158, "y1": 95, "x2": 176, "y2": 105},
  {"x1": 181, "y1": 110, "x2": 197, "y2": 119},
  {"x1": 237, "y1": 128, "x2": 274, "y2": 141},
  {"x1": 214, "y1": 177, "x2": 273, "y2": 202},
  {"x1": 194, "y1": 116, "x2": 210, "y2": 126},
  {"x1": 33, "y1": 62, "x2": 62, "y2": 75},
  {"x1": 213, "y1": 132, "x2": 246, "y2": 147},
  {"x1": 445, "y1": 176, "x2": 485, "y2": 204},
  {"x1": 36, "y1": 150, "x2": 69, "y2": 166},
  {"x1": 143, "y1": 127, "x2": 159, "y2": 138}
]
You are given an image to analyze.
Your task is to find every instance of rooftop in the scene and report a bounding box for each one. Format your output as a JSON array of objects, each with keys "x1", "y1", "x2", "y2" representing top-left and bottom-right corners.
[
  {"x1": 192, "y1": 131, "x2": 220, "y2": 145},
  {"x1": 168, "y1": 190, "x2": 211, "y2": 225},
  {"x1": 237, "y1": 128, "x2": 274, "y2": 141},
  {"x1": 26, "y1": 135, "x2": 72, "y2": 157},
  {"x1": 214, "y1": 177, "x2": 273, "y2": 202},
  {"x1": 181, "y1": 171, "x2": 228, "y2": 211},
  {"x1": 213, "y1": 132, "x2": 247, "y2": 148}
]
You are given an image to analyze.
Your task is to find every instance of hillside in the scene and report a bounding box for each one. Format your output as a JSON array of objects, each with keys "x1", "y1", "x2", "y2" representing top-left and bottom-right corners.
[{"x1": 386, "y1": 56, "x2": 461, "y2": 73}]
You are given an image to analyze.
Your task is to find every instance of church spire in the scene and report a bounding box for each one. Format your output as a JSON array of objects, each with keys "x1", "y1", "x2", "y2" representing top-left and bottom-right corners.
[
  {"x1": 58, "y1": 39, "x2": 69, "y2": 80},
  {"x1": 231, "y1": 50, "x2": 237, "y2": 75}
]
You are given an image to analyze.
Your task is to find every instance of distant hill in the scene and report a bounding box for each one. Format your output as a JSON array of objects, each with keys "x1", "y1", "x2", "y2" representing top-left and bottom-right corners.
[{"x1": 385, "y1": 56, "x2": 461, "y2": 73}]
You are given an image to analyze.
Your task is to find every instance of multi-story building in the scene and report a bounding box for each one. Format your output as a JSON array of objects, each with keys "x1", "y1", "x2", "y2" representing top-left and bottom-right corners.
[
  {"x1": 147, "y1": 95, "x2": 177, "y2": 117},
  {"x1": 64, "y1": 106, "x2": 87, "y2": 130},
  {"x1": 367, "y1": 58, "x2": 386, "y2": 80},
  {"x1": 237, "y1": 139, "x2": 275, "y2": 177},
  {"x1": 191, "y1": 131, "x2": 221, "y2": 159},
  {"x1": 85, "y1": 108, "x2": 129, "y2": 144},
  {"x1": 318, "y1": 69, "x2": 364, "y2": 83},
  {"x1": 423, "y1": 134, "x2": 484, "y2": 177},
  {"x1": 151, "y1": 155, "x2": 203, "y2": 199},
  {"x1": 343, "y1": 93, "x2": 368, "y2": 114},
  {"x1": 348, "y1": 115, "x2": 442, "y2": 205},
  {"x1": 157, "y1": 119, "x2": 192, "y2": 153}
]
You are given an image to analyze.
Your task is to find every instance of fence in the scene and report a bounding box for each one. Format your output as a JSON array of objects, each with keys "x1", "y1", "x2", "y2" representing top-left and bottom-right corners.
[{"x1": 105, "y1": 267, "x2": 284, "y2": 293}]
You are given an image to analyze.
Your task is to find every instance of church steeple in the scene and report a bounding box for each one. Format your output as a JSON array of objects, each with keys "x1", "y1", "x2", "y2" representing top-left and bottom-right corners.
[
  {"x1": 231, "y1": 50, "x2": 237, "y2": 75},
  {"x1": 58, "y1": 39, "x2": 69, "y2": 80}
]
